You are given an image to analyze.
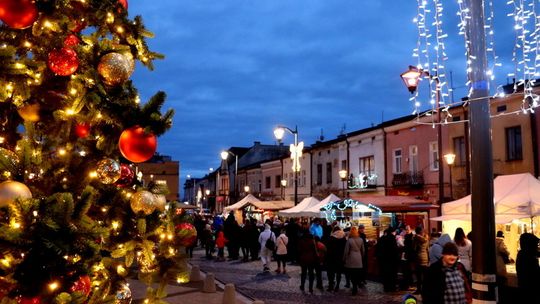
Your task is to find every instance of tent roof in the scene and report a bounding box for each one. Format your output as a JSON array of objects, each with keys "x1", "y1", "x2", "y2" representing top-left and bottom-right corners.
[
  {"x1": 224, "y1": 194, "x2": 260, "y2": 212},
  {"x1": 354, "y1": 195, "x2": 436, "y2": 212},
  {"x1": 250, "y1": 200, "x2": 295, "y2": 210},
  {"x1": 279, "y1": 197, "x2": 321, "y2": 217},
  {"x1": 301, "y1": 193, "x2": 341, "y2": 217},
  {"x1": 436, "y1": 173, "x2": 540, "y2": 223}
]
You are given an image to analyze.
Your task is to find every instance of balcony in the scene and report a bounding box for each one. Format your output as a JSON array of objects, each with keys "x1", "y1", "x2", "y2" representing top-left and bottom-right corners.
[{"x1": 392, "y1": 171, "x2": 424, "y2": 187}]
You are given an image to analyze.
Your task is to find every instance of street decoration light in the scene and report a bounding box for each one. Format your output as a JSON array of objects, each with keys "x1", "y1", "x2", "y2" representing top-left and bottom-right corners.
[
  {"x1": 401, "y1": 65, "x2": 444, "y2": 205},
  {"x1": 220, "y1": 150, "x2": 238, "y2": 204},
  {"x1": 280, "y1": 179, "x2": 287, "y2": 200},
  {"x1": 274, "y1": 125, "x2": 303, "y2": 205},
  {"x1": 444, "y1": 153, "x2": 456, "y2": 200},
  {"x1": 244, "y1": 185, "x2": 250, "y2": 193},
  {"x1": 338, "y1": 169, "x2": 348, "y2": 197}
]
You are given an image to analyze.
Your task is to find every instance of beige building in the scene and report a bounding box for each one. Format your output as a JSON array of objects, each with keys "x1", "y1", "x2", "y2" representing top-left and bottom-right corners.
[{"x1": 137, "y1": 154, "x2": 180, "y2": 202}]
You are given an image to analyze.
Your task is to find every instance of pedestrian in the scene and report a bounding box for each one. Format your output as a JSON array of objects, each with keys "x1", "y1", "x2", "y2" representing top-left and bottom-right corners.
[
  {"x1": 326, "y1": 225, "x2": 346, "y2": 292},
  {"x1": 224, "y1": 212, "x2": 241, "y2": 260},
  {"x1": 247, "y1": 218, "x2": 260, "y2": 261},
  {"x1": 358, "y1": 224, "x2": 369, "y2": 285},
  {"x1": 376, "y1": 227, "x2": 400, "y2": 292},
  {"x1": 429, "y1": 233, "x2": 452, "y2": 265},
  {"x1": 495, "y1": 230, "x2": 512, "y2": 302},
  {"x1": 314, "y1": 236, "x2": 326, "y2": 290},
  {"x1": 275, "y1": 228, "x2": 289, "y2": 274},
  {"x1": 258, "y1": 223, "x2": 276, "y2": 273},
  {"x1": 215, "y1": 225, "x2": 227, "y2": 262},
  {"x1": 310, "y1": 218, "x2": 323, "y2": 239},
  {"x1": 285, "y1": 218, "x2": 300, "y2": 264},
  {"x1": 515, "y1": 233, "x2": 540, "y2": 303},
  {"x1": 401, "y1": 225, "x2": 415, "y2": 291},
  {"x1": 343, "y1": 226, "x2": 365, "y2": 295},
  {"x1": 453, "y1": 228, "x2": 472, "y2": 278},
  {"x1": 412, "y1": 226, "x2": 429, "y2": 294},
  {"x1": 201, "y1": 224, "x2": 214, "y2": 259},
  {"x1": 240, "y1": 219, "x2": 251, "y2": 262},
  {"x1": 298, "y1": 228, "x2": 318, "y2": 293},
  {"x1": 422, "y1": 242, "x2": 472, "y2": 304}
]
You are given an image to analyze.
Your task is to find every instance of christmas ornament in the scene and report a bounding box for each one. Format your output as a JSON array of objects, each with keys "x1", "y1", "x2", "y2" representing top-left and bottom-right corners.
[
  {"x1": 74, "y1": 123, "x2": 90, "y2": 138},
  {"x1": 115, "y1": 164, "x2": 134, "y2": 187},
  {"x1": 48, "y1": 47, "x2": 79, "y2": 76},
  {"x1": 118, "y1": 0, "x2": 128, "y2": 10},
  {"x1": 17, "y1": 103, "x2": 40, "y2": 122},
  {"x1": 96, "y1": 159, "x2": 121, "y2": 184},
  {"x1": 130, "y1": 190, "x2": 156, "y2": 215},
  {"x1": 114, "y1": 282, "x2": 132, "y2": 304},
  {"x1": 0, "y1": 180, "x2": 32, "y2": 208},
  {"x1": 63, "y1": 34, "x2": 80, "y2": 47},
  {"x1": 70, "y1": 275, "x2": 91, "y2": 296},
  {"x1": 175, "y1": 223, "x2": 197, "y2": 247},
  {"x1": 97, "y1": 52, "x2": 132, "y2": 86},
  {"x1": 153, "y1": 194, "x2": 166, "y2": 212},
  {"x1": 0, "y1": 0, "x2": 38, "y2": 29},
  {"x1": 17, "y1": 296, "x2": 41, "y2": 304},
  {"x1": 118, "y1": 126, "x2": 157, "y2": 163}
]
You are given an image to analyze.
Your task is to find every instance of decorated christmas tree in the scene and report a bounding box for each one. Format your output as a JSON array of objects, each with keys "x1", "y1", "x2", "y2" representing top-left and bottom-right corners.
[{"x1": 0, "y1": 1, "x2": 195, "y2": 303}]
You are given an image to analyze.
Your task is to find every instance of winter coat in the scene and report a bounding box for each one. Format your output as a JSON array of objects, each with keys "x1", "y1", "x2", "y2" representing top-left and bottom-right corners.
[
  {"x1": 457, "y1": 239, "x2": 473, "y2": 272},
  {"x1": 516, "y1": 233, "x2": 540, "y2": 303},
  {"x1": 276, "y1": 233, "x2": 289, "y2": 255},
  {"x1": 310, "y1": 223, "x2": 323, "y2": 239},
  {"x1": 258, "y1": 224, "x2": 275, "y2": 252},
  {"x1": 429, "y1": 233, "x2": 452, "y2": 265},
  {"x1": 298, "y1": 233, "x2": 318, "y2": 266},
  {"x1": 326, "y1": 230, "x2": 347, "y2": 269},
  {"x1": 423, "y1": 258, "x2": 472, "y2": 304},
  {"x1": 215, "y1": 231, "x2": 227, "y2": 248},
  {"x1": 495, "y1": 237, "x2": 510, "y2": 276},
  {"x1": 413, "y1": 233, "x2": 429, "y2": 267},
  {"x1": 343, "y1": 236, "x2": 364, "y2": 269}
]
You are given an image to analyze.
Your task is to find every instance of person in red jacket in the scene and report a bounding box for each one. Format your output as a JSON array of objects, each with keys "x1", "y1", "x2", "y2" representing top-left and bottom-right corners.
[{"x1": 215, "y1": 225, "x2": 227, "y2": 262}]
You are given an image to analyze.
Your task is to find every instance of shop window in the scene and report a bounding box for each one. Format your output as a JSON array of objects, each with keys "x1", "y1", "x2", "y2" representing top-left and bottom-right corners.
[{"x1": 506, "y1": 126, "x2": 522, "y2": 160}]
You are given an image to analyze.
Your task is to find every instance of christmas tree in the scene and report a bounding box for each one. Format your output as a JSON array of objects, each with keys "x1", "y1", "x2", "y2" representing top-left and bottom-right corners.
[{"x1": 0, "y1": 1, "x2": 195, "y2": 303}]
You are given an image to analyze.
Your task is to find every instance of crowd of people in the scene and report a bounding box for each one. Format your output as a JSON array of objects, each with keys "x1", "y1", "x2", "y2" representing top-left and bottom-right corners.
[{"x1": 190, "y1": 212, "x2": 539, "y2": 303}]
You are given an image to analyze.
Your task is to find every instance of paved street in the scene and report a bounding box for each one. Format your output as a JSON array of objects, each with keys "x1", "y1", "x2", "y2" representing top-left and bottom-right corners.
[{"x1": 190, "y1": 248, "x2": 411, "y2": 304}]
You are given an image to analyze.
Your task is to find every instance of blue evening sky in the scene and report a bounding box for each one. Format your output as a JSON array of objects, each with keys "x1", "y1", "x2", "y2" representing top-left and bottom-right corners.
[{"x1": 129, "y1": 1, "x2": 516, "y2": 180}]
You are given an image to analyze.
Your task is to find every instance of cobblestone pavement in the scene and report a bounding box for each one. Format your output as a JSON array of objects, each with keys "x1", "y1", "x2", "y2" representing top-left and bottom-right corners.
[{"x1": 190, "y1": 248, "x2": 412, "y2": 304}]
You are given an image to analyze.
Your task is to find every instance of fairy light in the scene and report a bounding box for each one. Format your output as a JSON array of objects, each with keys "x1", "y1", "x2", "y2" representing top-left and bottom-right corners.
[
  {"x1": 101, "y1": 207, "x2": 108, "y2": 213},
  {"x1": 23, "y1": 41, "x2": 32, "y2": 47},
  {"x1": 0, "y1": 136, "x2": 5, "y2": 144},
  {"x1": 43, "y1": 20, "x2": 53, "y2": 29},
  {"x1": 106, "y1": 12, "x2": 115, "y2": 24},
  {"x1": 65, "y1": 108, "x2": 75, "y2": 115},
  {"x1": 58, "y1": 148, "x2": 67, "y2": 156},
  {"x1": 48, "y1": 281, "x2": 60, "y2": 292},
  {"x1": 33, "y1": 211, "x2": 38, "y2": 217},
  {"x1": 112, "y1": 221, "x2": 119, "y2": 230},
  {"x1": 116, "y1": 26, "x2": 124, "y2": 34},
  {"x1": 89, "y1": 170, "x2": 98, "y2": 178},
  {"x1": 69, "y1": 88, "x2": 77, "y2": 95}
]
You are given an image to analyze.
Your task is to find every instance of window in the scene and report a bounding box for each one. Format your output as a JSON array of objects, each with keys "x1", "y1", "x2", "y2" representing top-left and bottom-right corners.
[
  {"x1": 393, "y1": 149, "x2": 402, "y2": 174},
  {"x1": 359, "y1": 156, "x2": 375, "y2": 176},
  {"x1": 429, "y1": 141, "x2": 439, "y2": 171},
  {"x1": 453, "y1": 136, "x2": 466, "y2": 166},
  {"x1": 326, "y1": 162, "x2": 332, "y2": 184},
  {"x1": 317, "y1": 164, "x2": 323, "y2": 185},
  {"x1": 506, "y1": 126, "x2": 523, "y2": 160},
  {"x1": 341, "y1": 160, "x2": 347, "y2": 170},
  {"x1": 497, "y1": 105, "x2": 507, "y2": 113},
  {"x1": 302, "y1": 170, "x2": 306, "y2": 187},
  {"x1": 265, "y1": 176, "x2": 271, "y2": 189},
  {"x1": 275, "y1": 175, "x2": 281, "y2": 188},
  {"x1": 409, "y1": 145, "x2": 418, "y2": 173}
]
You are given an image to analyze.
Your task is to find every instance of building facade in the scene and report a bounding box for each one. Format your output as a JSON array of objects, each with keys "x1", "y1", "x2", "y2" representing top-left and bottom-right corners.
[{"x1": 137, "y1": 153, "x2": 180, "y2": 202}]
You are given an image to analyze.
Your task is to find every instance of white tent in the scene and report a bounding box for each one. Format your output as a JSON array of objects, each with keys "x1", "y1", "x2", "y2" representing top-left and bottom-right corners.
[
  {"x1": 224, "y1": 194, "x2": 260, "y2": 212},
  {"x1": 432, "y1": 173, "x2": 540, "y2": 223},
  {"x1": 279, "y1": 197, "x2": 321, "y2": 217},
  {"x1": 301, "y1": 193, "x2": 341, "y2": 218}
]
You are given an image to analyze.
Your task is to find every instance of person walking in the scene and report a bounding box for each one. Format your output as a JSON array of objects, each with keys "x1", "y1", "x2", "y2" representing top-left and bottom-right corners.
[
  {"x1": 376, "y1": 227, "x2": 400, "y2": 292},
  {"x1": 275, "y1": 228, "x2": 289, "y2": 274},
  {"x1": 258, "y1": 223, "x2": 276, "y2": 273},
  {"x1": 285, "y1": 218, "x2": 300, "y2": 264},
  {"x1": 495, "y1": 230, "x2": 512, "y2": 302},
  {"x1": 515, "y1": 233, "x2": 540, "y2": 303},
  {"x1": 429, "y1": 233, "x2": 452, "y2": 265},
  {"x1": 298, "y1": 228, "x2": 318, "y2": 293},
  {"x1": 358, "y1": 224, "x2": 369, "y2": 285},
  {"x1": 401, "y1": 225, "x2": 415, "y2": 291},
  {"x1": 422, "y1": 242, "x2": 471, "y2": 304},
  {"x1": 412, "y1": 226, "x2": 429, "y2": 294},
  {"x1": 343, "y1": 226, "x2": 365, "y2": 295},
  {"x1": 453, "y1": 228, "x2": 472, "y2": 278},
  {"x1": 326, "y1": 226, "x2": 347, "y2": 292},
  {"x1": 215, "y1": 226, "x2": 227, "y2": 262}
]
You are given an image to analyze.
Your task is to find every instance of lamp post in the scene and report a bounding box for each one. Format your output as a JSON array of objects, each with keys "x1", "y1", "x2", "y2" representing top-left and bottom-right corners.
[
  {"x1": 274, "y1": 125, "x2": 303, "y2": 205},
  {"x1": 280, "y1": 179, "x2": 287, "y2": 200},
  {"x1": 401, "y1": 65, "x2": 444, "y2": 205},
  {"x1": 443, "y1": 153, "x2": 455, "y2": 200},
  {"x1": 244, "y1": 185, "x2": 250, "y2": 194},
  {"x1": 338, "y1": 169, "x2": 348, "y2": 197},
  {"x1": 221, "y1": 150, "x2": 238, "y2": 204},
  {"x1": 205, "y1": 189, "x2": 211, "y2": 209}
]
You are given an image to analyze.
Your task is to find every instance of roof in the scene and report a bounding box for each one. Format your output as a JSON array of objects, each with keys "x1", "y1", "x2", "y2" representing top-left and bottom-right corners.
[
  {"x1": 251, "y1": 200, "x2": 295, "y2": 210},
  {"x1": 352, "y1": 195, "x2": 437, "y2": 212}
]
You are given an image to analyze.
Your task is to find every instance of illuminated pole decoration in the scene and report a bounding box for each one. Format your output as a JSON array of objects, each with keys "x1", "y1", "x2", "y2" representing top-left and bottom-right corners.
[
  {"x1": 338, "y1": 169, "x2": 347, "y2": 197},
  {"x1": 443, "y1": 153, "x2": 455, "y2": 200},
  {"x1": 220, "y1": 150, "x2": 238, "y2": 204},
  {"x1": 274, "y1": 125, "x2": 302, "y2": 205}
]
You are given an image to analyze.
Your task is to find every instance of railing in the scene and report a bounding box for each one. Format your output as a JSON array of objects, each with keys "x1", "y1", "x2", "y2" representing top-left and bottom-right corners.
[{"x1": 392, "y1": 171, "x2": 424, "y2": 187}]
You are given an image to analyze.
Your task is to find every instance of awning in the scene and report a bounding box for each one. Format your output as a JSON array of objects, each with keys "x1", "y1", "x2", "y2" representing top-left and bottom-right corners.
[
  {"x1": 250, "y1": 200, "x2": 294, "y2": 210},
  {"x1": 224, "y1": 194, "x2": 260, "y2": 212},
  {"x1": 352, "y1": 195, "x2": 437, "y2": 212}
]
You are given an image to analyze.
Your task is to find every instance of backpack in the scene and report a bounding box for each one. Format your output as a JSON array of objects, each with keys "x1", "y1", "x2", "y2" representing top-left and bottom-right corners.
[{"x1": 265, "y1": 233, "x2": 276, "y2": 250}]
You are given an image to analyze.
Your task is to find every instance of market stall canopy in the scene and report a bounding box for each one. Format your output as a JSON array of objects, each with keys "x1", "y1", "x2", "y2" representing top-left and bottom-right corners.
[
  {"x1": 175, "y1": 202, "x2": 199, "y2": 209},
  {"x1": 432, "y1": 173, "x2": 540, "y2": 223},
  {"x1": 354, "y1": 195, "x2": 437, "y2": 212},
  {"x1": 279, "y1": 197, "x2": 321, "y2": 217},
  {"x1": 224, "y1": 194, "x2": 260, "y2": 212},
  {"x1": 302, "y1": 193, "x2": 341, "y2": 217},
  {"x1": 251, "y1": 200, "x2": 294, "y2": 210}
]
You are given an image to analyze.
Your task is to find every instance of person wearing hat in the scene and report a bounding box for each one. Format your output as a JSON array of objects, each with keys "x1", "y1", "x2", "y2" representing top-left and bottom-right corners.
[
  {"x1": 422, "y1": 242, "x2": 472, "y2": 304},
  {"x1": 516, "y1": 233, "x2": 540, "y2": 303}
]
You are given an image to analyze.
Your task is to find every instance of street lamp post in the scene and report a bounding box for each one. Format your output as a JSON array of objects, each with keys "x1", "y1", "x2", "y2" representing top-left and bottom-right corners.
[
  {"x1": 338, "y1": 169, "x2": 348, "y2": 198},
  {"x1": 280, "y1": 179, "x2": 287, "y2": 200},
  {"x1": 221, "y1": 150, "x2": 238, "y2": 204},
  {"x1": 401, "y1": 66, "x2": 444, "y2": 205},
  {"x1": 443, "y1": 153, "x2": 455, "y2": 200},
  {"x1": 274, "y1": 125, "x2": 303, "y2": 205},
  {"x1": 244, "y1": 185, "x2": 250, "y2": 194}
]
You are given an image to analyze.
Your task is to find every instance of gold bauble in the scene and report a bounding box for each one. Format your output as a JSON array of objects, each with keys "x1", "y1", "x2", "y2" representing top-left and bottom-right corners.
[
  {"x1": 0, "y1": 180, "x2": 32, "y2": 208},
  {"x1": 153, "y1": 194, "x2": 166, "y2": 212},
  {"x1": 97, "y1": 52, "x2": 132, "y2": 86},
  {"x1": 114, "y1": 281, "x2": 132, "y2": 304},
  {"x1": 130, "y1": 190, "x2": 156, "y2": 215},
  {"x1": 96, "y1": 159, "x2": 121, "y2": 184},
  {"x1": 17, "y1": 103, "x2": 40, "y2": 122}
]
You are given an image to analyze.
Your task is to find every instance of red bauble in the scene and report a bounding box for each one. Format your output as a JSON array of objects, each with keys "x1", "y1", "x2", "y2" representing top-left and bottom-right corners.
[
  {"x1": 48, "y1": 47, "x2": 79, "y2": 76},
  {"x1": 17, "y1": 297, "x2": 41, "y2": 304},
  {"x1": 0, "y1": 0, "x2": 38, "y2": 29},
  {"x1": 118, "y1": 0, "x2": 128, "y2": 10},
  {"x1": 115, "y1": 164, "x2": 134, "y2": 187},
  {"x1": 70, "y1": 275, "x2": 92, "y2": 296},
  {"x1": 74, "y1": 123, "x2": 90, "y2": 138},
  {"x1": 118, "y1": 126, "x2": 157, "y2": 163},
  {"x1": 64, "y1": 34, "x2": 80, "y2": 47},
  {"x1": 175, "y1": 223, "x2": 197, "y2": 247}
]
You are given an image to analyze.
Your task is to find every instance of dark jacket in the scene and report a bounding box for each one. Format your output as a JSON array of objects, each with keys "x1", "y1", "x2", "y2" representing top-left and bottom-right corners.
[
  {"x1": 516, "y1": 233, "x2": 540, "y2": 303},
  {"x1": 326, "y1": 230, "x2": 347, "y2": 269},
  {"x1": 422, "y1": 258, "x2": 471, "y2": 304},
  {"x1": 298, "y1": 233, "x2": 318, "y2": 266}
]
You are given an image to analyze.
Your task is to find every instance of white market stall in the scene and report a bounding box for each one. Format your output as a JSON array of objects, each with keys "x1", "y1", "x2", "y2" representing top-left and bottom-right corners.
[
  {"x1": 301, "y1": 193, "x2": 341, "y2": 218},
  {"x1": 279, "y1": 196, "x2": 321, "y2": 217},
  {"x1": 223, "y1": 194, "x2": 260, "y2": 224}
]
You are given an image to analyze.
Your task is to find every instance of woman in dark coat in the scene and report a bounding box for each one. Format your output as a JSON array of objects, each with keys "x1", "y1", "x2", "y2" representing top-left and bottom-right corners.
[
  {"x1": 516, "y1": 233, "x2": 540, "y2": 303},
  {"x1": 376, "y1": 227, "x2": 400, "y2": 292},
  {"x1": 326, "y1": 226, "x2": 347, "y2": 292},
  {"x1": 297, "y1": 229, "x2": 318, "y2": 293}
]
